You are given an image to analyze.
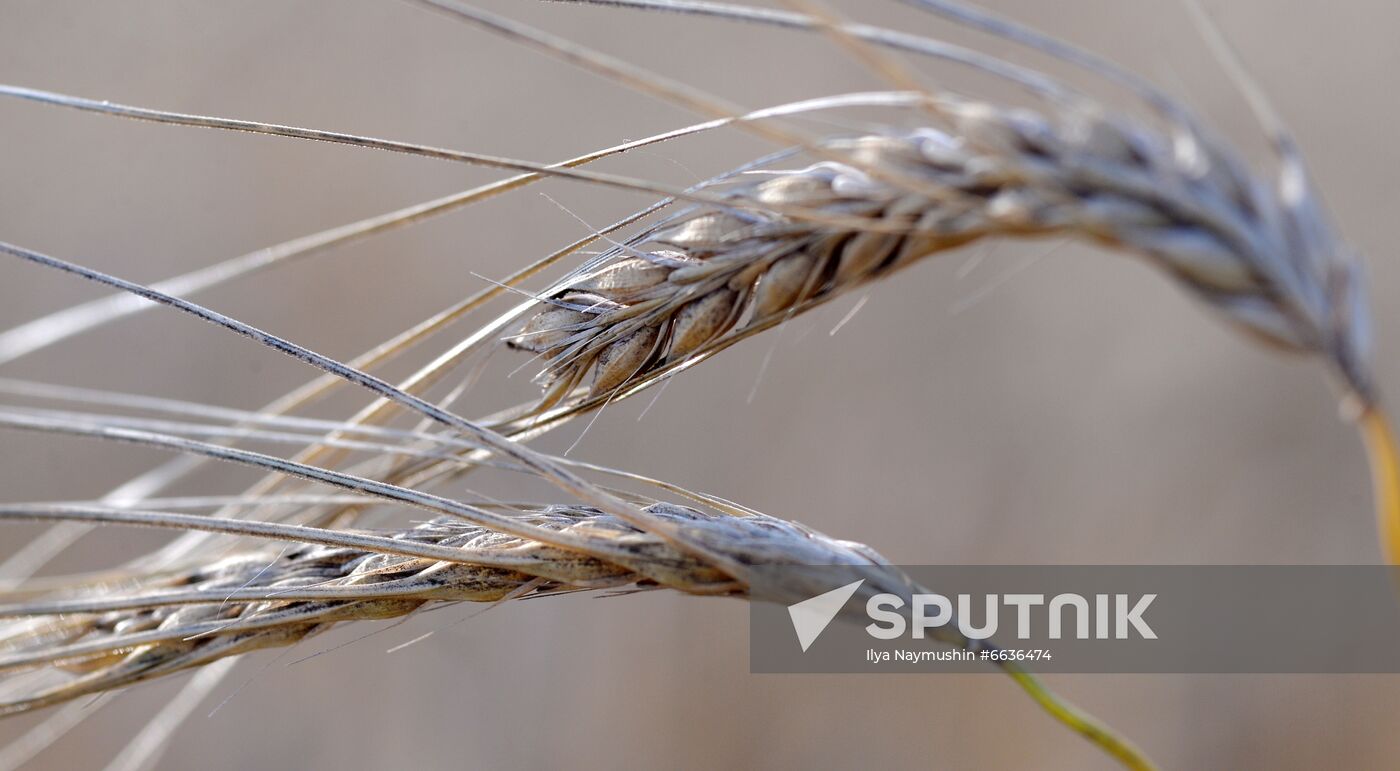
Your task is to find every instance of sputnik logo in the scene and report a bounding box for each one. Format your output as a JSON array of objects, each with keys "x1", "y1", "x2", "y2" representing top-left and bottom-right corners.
[{"x1": 786, "y1": 579, "x2": 865, "y2": 652}]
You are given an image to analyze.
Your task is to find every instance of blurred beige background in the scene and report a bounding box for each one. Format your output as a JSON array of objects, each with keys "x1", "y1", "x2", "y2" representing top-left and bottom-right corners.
[{"x1": 2, "y1": 1, "x2": 1400, "y2": 768}]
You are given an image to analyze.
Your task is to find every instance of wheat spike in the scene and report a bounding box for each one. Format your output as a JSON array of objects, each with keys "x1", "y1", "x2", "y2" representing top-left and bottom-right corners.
[
  {"x1": 0, "y1": 493, "x2": 1151, "y2": 770},
  {"x1": 502, "y1": 101, "x2": 1371, "y2": 419},
  {"x1": 0, "y1": 501, "x2": 860, "y2": 713}
]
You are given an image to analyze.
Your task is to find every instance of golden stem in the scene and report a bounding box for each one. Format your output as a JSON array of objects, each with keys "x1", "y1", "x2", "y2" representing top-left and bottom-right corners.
[{"x1": 1359, "y1": 406, "x2": 1400, "y2": 564}]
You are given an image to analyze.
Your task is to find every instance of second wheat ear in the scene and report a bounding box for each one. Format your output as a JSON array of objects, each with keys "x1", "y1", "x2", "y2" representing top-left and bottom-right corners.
[
  {"x1": 496, "y1": 111, "x2": 1392, "y2": 558},
  {"x1": 465, "y1": 0, "x2": 1391, "y2": 562}
]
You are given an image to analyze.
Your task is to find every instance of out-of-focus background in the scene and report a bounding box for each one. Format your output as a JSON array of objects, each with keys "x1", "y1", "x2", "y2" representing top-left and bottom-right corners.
[{"x1": 2, "y1": 1, "x2": 1399, "y2": 768}]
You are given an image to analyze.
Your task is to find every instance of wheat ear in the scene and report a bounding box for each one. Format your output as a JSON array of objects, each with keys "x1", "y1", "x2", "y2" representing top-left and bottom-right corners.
[
  {"x1": 453, "y1": 0, "x2": 1393, "y2": 562},
  {"x1": 0, "y1": 499, "x2": 1152, "y2": 771}
]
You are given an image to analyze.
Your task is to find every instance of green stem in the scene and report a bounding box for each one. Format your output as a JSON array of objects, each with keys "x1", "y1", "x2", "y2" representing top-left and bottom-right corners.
[{"x1": 1004, "y1": 665, "x2": 1158, "y2": 771}]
